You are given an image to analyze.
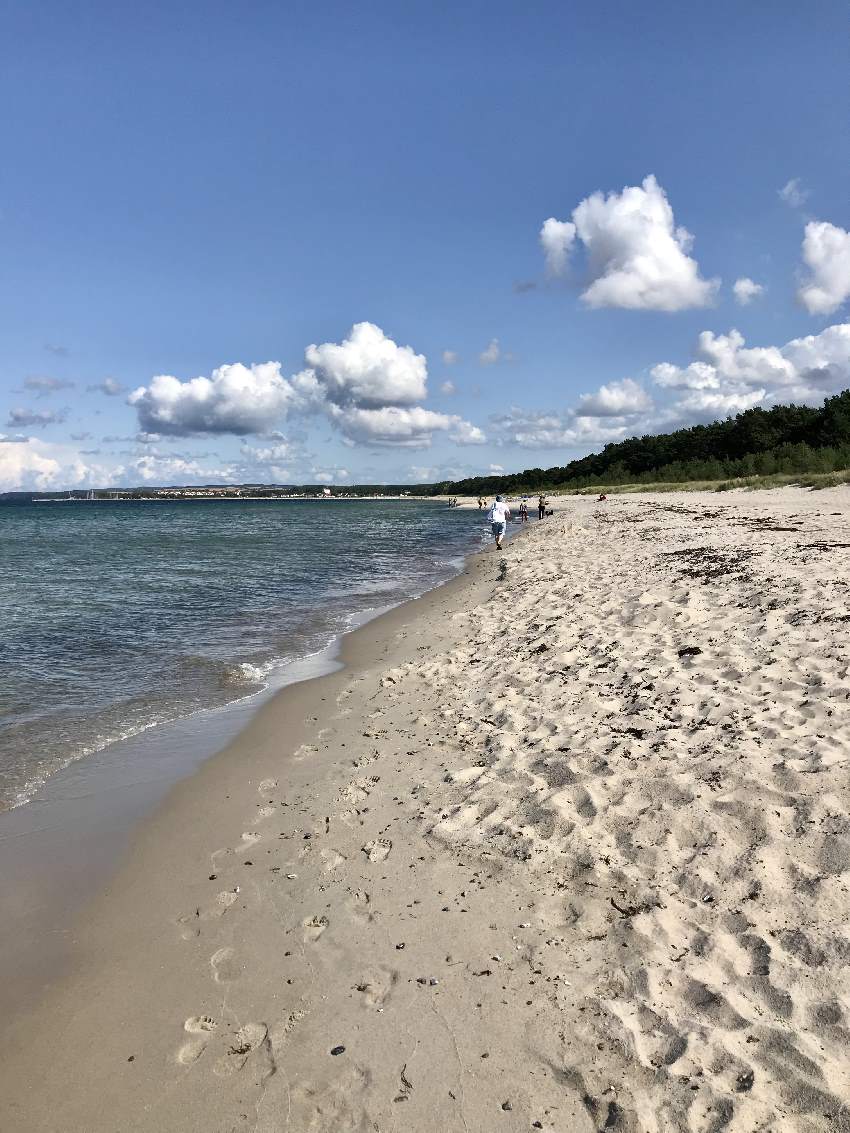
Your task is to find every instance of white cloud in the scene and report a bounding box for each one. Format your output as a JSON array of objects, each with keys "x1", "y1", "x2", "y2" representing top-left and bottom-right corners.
[
  {"x1": 304, "y1": 321, "x2": 426, "y2": 408},
  {"x1": 408, "y1": 462, "x2": 469, "y2": 482},
  {"x1": 88, "y1": 377, "x2": 126, "y2": 396},
  {"x1": 301, "y1": 324, "x2": 483, "y2": 447},
  {"x1": 489, "y1": 463, "x2": 504, "y2": 472},
  {"x1": 542, "y1": 175, "x2": 718, "y2": 311},
  {"x1": 668, "y1": 388, "x2": 765, "y2": 420},
  {"x1": 797, "y1": 221, "x2": 850, "y2": 315},
  {"x1": 312, "y1": 468, "x2": 350, "y2": 484},
  {"x1": 0, "y1": 437, "x2": 121, "y2": 490},
  {"x1": 129, "y1": 362, "x2": 299, "y2": 436},
  {"x1": 440, "y1": 380, "x2": 456, "y2": 395},
  {"x1": 539, "y1": 217, "x2": 576, "y2": 276},
  {"x1": 0, "y1": 439, "x2": 63, "y2": 488},
  {"x1": 241, "y1": 440, "x2": 297, "y2": 465},
  {"x1": 732, "y1": 277, "x2": 764, "y2": 305},
  {"x1": 652, "y1": 330, "x2": 796, "y2": 391},
  {"x1": 326, "y1": 404, "x2": 484, "y2": 448},
  {"x1": 492, "y1": 407, "x2": 634, "y2": 450},
  {"x1": 129, "y1": 322, "x2": 485, "y2": 452},
  {"x1": 442, "y1": 350, "x2": 458, "y2": 365},
  {"x1": 651, "y1": 322, "x2": 850, "y2": 417},
  {"x1": 7, "y1": 407, "x2": 68, "y2": 428},
  {"x1": 576, "y1": 377, "x2": 651, "y2": 417},
  {"x1": 778, "y1": 178, "x2": 808, "y2": 208},
  {"x1": 131, "y1": 452, "x2": 234, "y2": 483},
  {"x1": 479, "y1": 338, "x2": 500, "y2": 365},
  {"x1": 492, "y1": 321, "x2": 850, "y2": 452},
  {"x1": 449, "y1": 419, "x2": 486, "y2": 445},
  {"x1": 23, "y1": 376, "x2": 74, "y2": 396},
  {"x1": 781, "y1": 322, "x2": 850, "y2": 394}
]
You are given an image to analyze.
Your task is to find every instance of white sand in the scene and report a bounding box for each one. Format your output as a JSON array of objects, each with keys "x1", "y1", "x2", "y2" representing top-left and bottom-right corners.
[{"x1": 1, "y1": 487, "x2": 849, "y2": 1132}]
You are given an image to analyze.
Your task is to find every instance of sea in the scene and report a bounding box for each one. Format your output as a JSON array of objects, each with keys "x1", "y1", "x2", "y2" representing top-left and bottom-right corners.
[{"x1": 0, "y1": 497, "x2": 489, "y2": 811}]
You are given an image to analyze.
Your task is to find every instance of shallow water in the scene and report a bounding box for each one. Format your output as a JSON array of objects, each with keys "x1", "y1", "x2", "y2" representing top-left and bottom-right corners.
[{"x1": 0, "y1": 498, "x2": 487, "y2": 809}]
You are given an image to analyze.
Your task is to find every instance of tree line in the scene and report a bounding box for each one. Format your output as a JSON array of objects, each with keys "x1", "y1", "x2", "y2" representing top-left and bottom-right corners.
[{"x1": 415, "y1": 390, "x2": 850, "y2": 496}]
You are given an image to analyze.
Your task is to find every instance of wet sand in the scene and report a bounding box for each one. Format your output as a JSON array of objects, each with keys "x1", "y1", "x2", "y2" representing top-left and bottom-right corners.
[{"x1": 1, "y1": 488, "x2": 849, "y2": 1132}]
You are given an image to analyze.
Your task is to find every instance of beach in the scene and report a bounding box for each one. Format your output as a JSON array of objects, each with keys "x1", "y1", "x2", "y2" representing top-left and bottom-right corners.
[{"x1": 2, "y1": 487, "x2": 849, "y2": 1132}]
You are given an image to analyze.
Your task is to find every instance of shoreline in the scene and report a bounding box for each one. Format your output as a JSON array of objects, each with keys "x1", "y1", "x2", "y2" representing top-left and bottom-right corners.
[
  {"x1": 2, "y1": 488, "x2": 848, "y2": 1131},
  {"x1": 0, "y1": 518, "x2": 504, "y2": 1025}
]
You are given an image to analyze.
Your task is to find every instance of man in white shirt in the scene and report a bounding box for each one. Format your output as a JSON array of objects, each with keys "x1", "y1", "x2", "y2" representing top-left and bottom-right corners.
[{"x1": 487, "y1": 494, "x2": 511, "y2": 550}]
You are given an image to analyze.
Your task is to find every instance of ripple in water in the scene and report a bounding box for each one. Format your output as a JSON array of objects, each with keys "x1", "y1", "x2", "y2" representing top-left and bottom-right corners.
[{"x1": 0, "y1": 499, "x2": 488, "y2": 809}]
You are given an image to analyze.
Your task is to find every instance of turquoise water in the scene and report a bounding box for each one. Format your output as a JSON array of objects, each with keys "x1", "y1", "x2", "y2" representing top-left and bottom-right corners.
[{"x1": 0, "y1": 499, "x2": 487, "y2": 809}]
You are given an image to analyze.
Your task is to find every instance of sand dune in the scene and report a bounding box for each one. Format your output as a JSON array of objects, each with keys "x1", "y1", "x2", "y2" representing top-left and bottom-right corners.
[{"x1": 1, "y1": 487, "x2": 848, "y2": 1132}]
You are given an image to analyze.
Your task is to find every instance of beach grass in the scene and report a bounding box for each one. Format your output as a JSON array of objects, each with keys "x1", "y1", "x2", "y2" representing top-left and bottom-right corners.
[{"x1": 562, "y1": 467, "x2": 850, "y2": 495}]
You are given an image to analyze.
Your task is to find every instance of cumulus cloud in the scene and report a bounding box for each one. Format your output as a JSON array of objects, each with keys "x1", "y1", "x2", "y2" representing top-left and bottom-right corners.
[
  {"x1": 44, "y1": 343, "x2": 70, "y2": 357},
  {"x1": 540, "y1": 217, "x2": 576, "y2": 276},
  {"x1": 241, "y1": 440, "x2": 298, "y2": 465},
  {"x1": 440, "y1": 380, "x2": 456, "y2": 395},
  {"x1": 576, "y1": 377, "x2": 651, "y2": 417},
  {"x1": 130, "y1": 452, "x2": 234, "y2": 484},
  {"x1": 23, "y1": 376, "x2": 75, "y2": 397},
  {"x1": 302, "y1": 324, "x2": 482, "y2": 446},
  {"x1": 129, "y1": 362, "x2": 300, "y2": 436},
  {"x1": 408, "y1": 462, "x2": 469, "y2": 482},
  {"x1": 651, "y1": 322, "x2": 850, "y2": 418},
  {"x1": 778, "y1": 178, "x2": 808, "y2": 208},
  {"x1": 442, "y1": 350, "x2": 458, "y2": 365},
  {"x1": 0, "y1": 438, "x2": 63, "y2": 488},
  {"x1": 797, "y1": 221, "x2": 850, "y2": 315},
  {"x1": 304, "y1": 322, "x2": 426, "y2": 408},
  {"x1": 129, "y1": 322, "x2": 484, "y2": 451},
  {"x1": 312, "y1": 468, "x2": 350, "y2": 484},
  {"x1": 235, "y1": 439, "x2": 302, "y2": 482},
  {"x1": 7, "y1": 407, "x2": 68, "y2": 428},
  {"x1": 733, "y1": 277, "x2": 764, "y2": 305},
  {"x1": 492, "y1": 322, "x2": 850, "y2": 452},
  {"x1": 541, "y1": 175, "x2": 718, "y2": 311},
  {"x1": 326, "y1": 404, "x2": 485, "y2": 448},
  {"x1": 479, "y1": 338, "x2": 500, "y2": 365},
  {"x1": 88, "y1": 377, "x2": 126, "y2": 395},
  {"x1": 492, "y1": 407, "x2": 636, "y2": 450},
  {"x1": 0, "y1": 437, "x2": 120, "y2": 490}
]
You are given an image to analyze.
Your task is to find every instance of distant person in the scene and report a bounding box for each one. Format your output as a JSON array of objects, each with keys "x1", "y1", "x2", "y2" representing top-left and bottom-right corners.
[
  {"x1": 519, "y1": 499, "x2": 529, "y2": 522},
  {"x1": 537, "y1": 494, "x2": 548, "y2": 520},
  {"x1": 487, "y1": 494, "x2": 511, "y2": 550},
  {"x1": 477, "y1": 496, "x2": 485, "y2": 509},
  {"x1": 597, "y1": 493, "x2": 608, "y2": 502}
]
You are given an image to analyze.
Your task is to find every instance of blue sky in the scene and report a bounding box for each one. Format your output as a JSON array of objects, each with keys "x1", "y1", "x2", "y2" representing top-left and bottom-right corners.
[{"x1": 1, "y1": 0, "x2": 848, "y2": 488}]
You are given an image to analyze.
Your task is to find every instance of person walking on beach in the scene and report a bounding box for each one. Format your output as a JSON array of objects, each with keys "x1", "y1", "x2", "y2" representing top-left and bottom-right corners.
[
  {"x1": 519, "y1": 499, "x2": 529, "y2": 523},
  {"x1": 477, "y1": 496, "x2": 485, "y2": 509},
  {"x1": 537, "y1": 494, "x2": 548, "y2": 520},
  {"x1": 487, "y1": 494, "x2": 511, "y2": 550}
]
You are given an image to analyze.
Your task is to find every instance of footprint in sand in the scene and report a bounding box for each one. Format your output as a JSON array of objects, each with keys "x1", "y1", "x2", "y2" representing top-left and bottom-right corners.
[
  {"x1": 237, "y1": 831, "x2": 262, "y2": 852},
  {"x1": 303, "y1": 914, "x2": 329, "y2": 941},
  {"x1": 212, "y1": 1022, "x2": 273, "y2": 1079},
  {"x1": 176, "y1": 1015, "x2": 217, "y2": 1065},
  {"x1": 355, "y1": 966, "x2": 398, "y2": 1008},
  {"x1": 346, "y1": 888, "x2": 375, "y2": 924},
  {"x1": 289, "y1": 1064, "x2": 372, "y2": 1129},
  {"x1": 321, "y1": 848, "x2": 347, "y2": 872},
  {"x1": 211, "y1": 946, "x2": 240, "y2": 983},
  {"x1": 177, "y1": 890, "x2": 239, "y2": 939},
  {"x1": 362, "y1": 838, "x2": 392, "y2": 863}
]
